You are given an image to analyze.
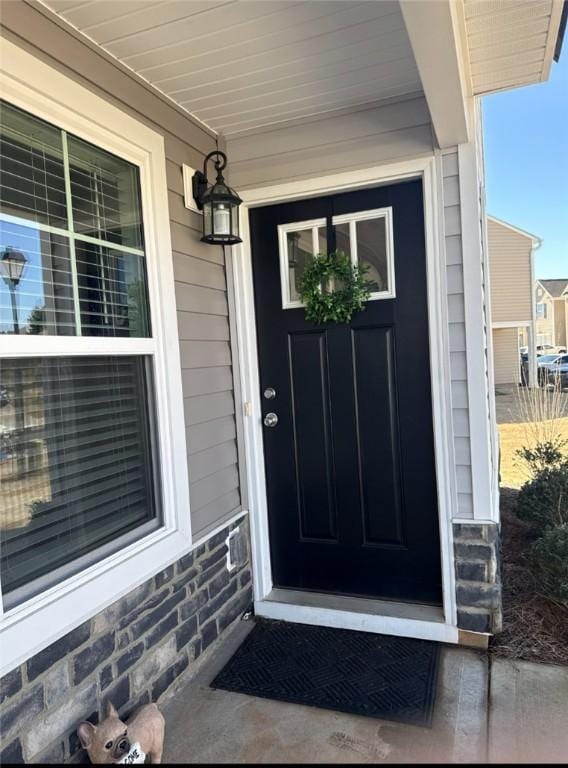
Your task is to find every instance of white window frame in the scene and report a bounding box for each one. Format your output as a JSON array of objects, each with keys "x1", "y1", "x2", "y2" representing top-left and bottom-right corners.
[
  {"x1": 277, "y1": 217, "x2": 326, "y2": 309},
  {"x1": 332, "y1": 207, "x2": 396, "y2": 301},
  {"x1": 536, "y1": 302, "x2": 546, "y2": 319},
  {"x1": 0, "y1": 40, "x2": 191, "y2": 676},
  {"x1": 277, "y1": 208, "x2": 395, "y2": 310}
]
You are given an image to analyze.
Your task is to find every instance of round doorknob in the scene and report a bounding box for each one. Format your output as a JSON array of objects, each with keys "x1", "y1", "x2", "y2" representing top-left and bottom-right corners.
[{"x1": 263, "y1": 412, "x2": 278, "y2": 427}]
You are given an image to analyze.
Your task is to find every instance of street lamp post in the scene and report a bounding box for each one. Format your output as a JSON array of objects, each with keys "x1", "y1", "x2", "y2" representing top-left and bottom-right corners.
[{"x1": 1, "y1": 246, "x2": 27, "y2": 476}]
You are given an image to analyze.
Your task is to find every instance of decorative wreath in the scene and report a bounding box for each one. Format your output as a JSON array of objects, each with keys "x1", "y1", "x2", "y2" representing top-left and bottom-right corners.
[{"x1": 298, "y1": 251, "x2": 373, "y2": 324}]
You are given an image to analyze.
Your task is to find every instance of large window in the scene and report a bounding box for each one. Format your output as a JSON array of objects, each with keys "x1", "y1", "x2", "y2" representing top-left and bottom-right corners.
[
  {"x1": 0, "y1": 101, "x2": 150, "y2": 337},
  {"x1": 0, "y1": 101, "x2": 160, "y2": 608}
]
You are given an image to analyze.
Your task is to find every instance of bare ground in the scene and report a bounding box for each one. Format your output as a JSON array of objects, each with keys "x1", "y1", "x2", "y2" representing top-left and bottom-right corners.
[{"x1": 490, "y1": 487, "x2": 568, "y2": 665}]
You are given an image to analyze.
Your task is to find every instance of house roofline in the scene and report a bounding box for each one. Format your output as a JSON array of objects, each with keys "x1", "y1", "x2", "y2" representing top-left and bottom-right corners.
[
  {"x1": 487, "y1": 215, "x2": 542, "y2": 246},
  {"x1": 536, "y1": 279, "x2": 553, "y2": 298},
  {"x1": 554, "y1": 0, "x2": 568, "y2": 61},
  {"x1": 536, "y1": 278, "x2": 568, "y2": 298}
]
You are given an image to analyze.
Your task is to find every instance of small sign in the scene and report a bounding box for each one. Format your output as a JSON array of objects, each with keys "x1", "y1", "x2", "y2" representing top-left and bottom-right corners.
[{"x1": 119, "y1": 743, "x2": 146, "y2": 764}]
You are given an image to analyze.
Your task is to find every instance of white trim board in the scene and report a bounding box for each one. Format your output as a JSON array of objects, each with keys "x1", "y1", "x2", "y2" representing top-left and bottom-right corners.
[
  {"x1": 492, "y1": 321, "x2": 531, "y2": 329},
  {"x1": 231, "y1": 155, "x2": 459, "y2": 642},
  {"x1": 0, "y1": 39, "x2": 192, "y2": 675},
  {"x1": 458, "y1": 142, "x2": 497, "y2": 524},
  {"x1": 257, "y1": 600, "x2": 458, "y2": 644}
]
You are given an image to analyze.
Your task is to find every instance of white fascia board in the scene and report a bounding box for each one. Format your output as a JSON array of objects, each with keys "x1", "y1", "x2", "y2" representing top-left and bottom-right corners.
[{"x1": 400, "y1": 0, "x2": 471, "y2": 148}]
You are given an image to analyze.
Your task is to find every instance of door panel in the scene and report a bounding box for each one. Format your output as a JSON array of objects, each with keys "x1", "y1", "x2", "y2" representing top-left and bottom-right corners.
[
  {"x1": 288, "y1": 331, "x2": 337, "y2": 542},
  {"x1": 250, "y1": 179, "x2": 442, "y2": 604},
  {"x1": 351, "y1": 325, "x2": 404, "y2": 548}
]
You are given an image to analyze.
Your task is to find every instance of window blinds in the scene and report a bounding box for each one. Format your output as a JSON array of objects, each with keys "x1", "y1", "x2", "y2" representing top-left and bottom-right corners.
[{"x1": 0, "y1": 356, "x2": 159, "y2": 601}]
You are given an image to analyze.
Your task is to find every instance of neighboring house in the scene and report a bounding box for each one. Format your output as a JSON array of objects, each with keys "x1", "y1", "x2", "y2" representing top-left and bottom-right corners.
[
  {"x1": 536, "y1": 279, "x2": 568, "y2": 349},
  {"x1": 488, "y1": 216, "x2": 541, "y2": 387},
  {"x1": 0, "y1": 1, "x2": 565, "y2": 763}
]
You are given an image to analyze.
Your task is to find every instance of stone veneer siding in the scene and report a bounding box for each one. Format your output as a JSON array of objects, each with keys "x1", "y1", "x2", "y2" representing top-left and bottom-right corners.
[
  {"x1": 0, "y1": 519, "x2": 252, "y2": 764},
  {"x1": 454, "y1": 522, "x2": 502, "y2": 634}
]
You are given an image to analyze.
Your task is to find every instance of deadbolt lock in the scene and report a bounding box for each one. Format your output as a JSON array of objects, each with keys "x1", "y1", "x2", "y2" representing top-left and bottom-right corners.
[{"x1": 263, "y1": 387, "x2": 276, "y2": 400}]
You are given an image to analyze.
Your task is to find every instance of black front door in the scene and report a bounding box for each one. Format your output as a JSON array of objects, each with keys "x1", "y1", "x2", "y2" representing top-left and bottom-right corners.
[{"x1": 250, "y1": 179, "x2": 442, "y2": 605}]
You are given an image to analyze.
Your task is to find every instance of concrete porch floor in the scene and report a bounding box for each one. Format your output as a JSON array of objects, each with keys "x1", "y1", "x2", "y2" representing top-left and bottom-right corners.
[{"x1": 160, "y1": 621, "x2": 568, "y2": 764}]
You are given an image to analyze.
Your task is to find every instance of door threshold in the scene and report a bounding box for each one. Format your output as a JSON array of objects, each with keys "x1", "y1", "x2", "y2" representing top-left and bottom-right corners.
[{"x1": 256, "y1": 588, "x2": 458, "y2": 644}]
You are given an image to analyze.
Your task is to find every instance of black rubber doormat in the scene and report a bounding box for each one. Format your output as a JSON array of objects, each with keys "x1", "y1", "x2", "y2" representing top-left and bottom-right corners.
[{"x1": 211, "y1": 619, "x2": 440, "y2": 727}]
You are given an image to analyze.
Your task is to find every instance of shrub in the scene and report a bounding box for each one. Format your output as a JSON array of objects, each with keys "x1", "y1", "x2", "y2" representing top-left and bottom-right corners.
[
  {"x1": 515, "y1": 462, "x2": 568, "y2": 529},
  {"x1": 531, "y1": 523, "x2": 568, "y2": 602},
  {"x1": 516, "y1": 438, "x2": 568, "y2": 476}
]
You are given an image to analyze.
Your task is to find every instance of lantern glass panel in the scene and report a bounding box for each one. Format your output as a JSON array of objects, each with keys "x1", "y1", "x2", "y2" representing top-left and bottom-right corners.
[
  {"x1": 213, "y1": 202, "x2": 231, "y2": 236},
  {"x1": 231, "y1": 204, "x2": 239, "y2": 239},
  {"x1": 203, "y1": 203, "x2": 212, "y2": 238}
]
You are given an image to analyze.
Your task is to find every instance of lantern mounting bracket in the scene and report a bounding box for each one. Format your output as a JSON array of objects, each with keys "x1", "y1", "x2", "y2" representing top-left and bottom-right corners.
[{"x1": 192, "y1": 150, "x2": 227, "y2": 211}]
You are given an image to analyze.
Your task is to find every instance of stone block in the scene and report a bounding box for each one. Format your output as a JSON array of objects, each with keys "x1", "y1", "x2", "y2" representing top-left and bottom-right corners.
[
  {"x1": 1, "y1": 738, "x2": 24, "y2": 764},
  {"x1": 100, "y1": 665, "x2": 113, "y2": 692},
  {"x1": 116, "y1": 643, "x2": 144, "y2": 676},
  {"x1": 454, "y1": 542, "x2": 494, "y2": 561},
  {"x1": 154, "y1": 565, "x2": 175, "y2": 590},
  {"x1": 200, "y1": 620, "x2": 218, "y2": 651},
  {"x1": 456, "y1": 562, "x2": 488, "y2": 582},
  {"x1": 176, "y1": 615, "x2": 198, "y2": 653},
  {"x1": 457, "y1": 610, "x2": 491, "y2": 633},
  {"x1": 198, "y1": 581, "x2": 238, "y2": 625},
  {"x1": 44, "y1": 663, "x2": 70, "y2": 706},
  {"x1": 1, "y1": 684, "x2": 44, "y2": 737},
  {"x1": 130, "y1": 637, "x2": 177, "y2": 696},
  {"x1": 0, "y1": 666, "x2": 22, "y2": 704},
  {"x1": 73, "y1": 632, "x2": 115, "y2": 685},
  {"x1": 130, "y1": 592, "x2": 184, "y2": 641},
  {"x1": 103, "y1": 675, "x2": 130, "y2": 714},
  {"x1": 145, "y1": 612, "x2": 178, "y2": 650},
  {"x1": 218, "y1": 587, "x2": 253, "y2": 633},
  {"x1": 23, "y1": 681, "x2": 96, "y2": 759},
  {"x1": 179, "y1": 589, "x2": 208, "y2": 621},
  {"x1": 457, "y1": 583, "x2": 501, "y2": 609},
  {"x1": 27, "y1": 622, "x2": 91, "y2": 681}
]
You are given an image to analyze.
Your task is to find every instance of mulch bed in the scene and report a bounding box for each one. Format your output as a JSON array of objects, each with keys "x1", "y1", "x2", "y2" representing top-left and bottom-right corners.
[{"x1": 489, "y1": 487, "x2": 568, "y2": 665}]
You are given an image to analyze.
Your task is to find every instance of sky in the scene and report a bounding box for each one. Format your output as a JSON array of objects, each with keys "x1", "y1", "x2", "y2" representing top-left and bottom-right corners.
[{"x1": 483, "y1": 50, "x2": 568, "y2": 279}]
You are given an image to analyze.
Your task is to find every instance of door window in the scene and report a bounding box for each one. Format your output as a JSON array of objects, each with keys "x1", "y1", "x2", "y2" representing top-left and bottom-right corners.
[
  {"x1": 277, "y1": 208, "x2": 394, "y2": 309},
  {"x1": 277, "y1": 218, "x2": 326, "y2": 308}
]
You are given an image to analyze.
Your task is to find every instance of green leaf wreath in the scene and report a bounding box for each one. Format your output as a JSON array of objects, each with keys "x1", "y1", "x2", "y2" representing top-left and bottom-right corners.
[{"x1": 298, "y1": 251, "x2": 373, "y2": 324}]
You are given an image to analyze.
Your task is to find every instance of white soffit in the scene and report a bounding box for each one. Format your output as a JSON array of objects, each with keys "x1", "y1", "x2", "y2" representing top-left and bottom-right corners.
[
  {"x1": 464, "y1": 0, "x2": 565, "y2": 95},
  {"x1": 40, "y1": 0, "x2": 422, "y2": 137}
]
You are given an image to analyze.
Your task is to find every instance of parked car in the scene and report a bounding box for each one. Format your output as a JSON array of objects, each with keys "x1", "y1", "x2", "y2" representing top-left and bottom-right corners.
[
  {"x1": 0, "y1": 384, "x2": 9, "y2": 408},
  {"x1": 537, "y1": 354, "x2": 563, "y2": 385},
  {"x1": 546, "y1": 356, "x2": 568, "y2": 390},
  {"x1": 520, "y1": 352, "x2": 529, "y2": 386},
  {"x1": 537, "y1": 344, "x2": 567, "y2": 354}
]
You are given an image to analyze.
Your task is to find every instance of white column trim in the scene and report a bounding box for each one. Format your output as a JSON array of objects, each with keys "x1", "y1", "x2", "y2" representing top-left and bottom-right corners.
[{"x1": 458, "y1": 141, "x2": 496, "y2": 522}]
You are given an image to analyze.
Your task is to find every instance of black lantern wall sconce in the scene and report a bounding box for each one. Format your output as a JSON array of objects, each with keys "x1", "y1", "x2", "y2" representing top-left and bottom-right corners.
[{"x1": 192, "y1": 150, "x2": 242, "y2": 245}]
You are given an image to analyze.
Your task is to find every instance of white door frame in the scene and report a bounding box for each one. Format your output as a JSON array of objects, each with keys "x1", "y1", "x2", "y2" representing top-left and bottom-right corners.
[{"x1": 230, "y1": 156, "x2": 459, "y2": 644}]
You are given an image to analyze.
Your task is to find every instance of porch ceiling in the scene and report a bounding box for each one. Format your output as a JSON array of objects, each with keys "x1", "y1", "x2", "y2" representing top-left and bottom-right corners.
[{"x1": 41, "y1": 0, "x2": 422, "y2": 137}]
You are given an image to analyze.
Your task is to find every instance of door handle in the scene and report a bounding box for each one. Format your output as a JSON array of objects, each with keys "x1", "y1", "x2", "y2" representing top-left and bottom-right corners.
[{"x1": 263, "y1": 412, "x2": 278, "y2": 428}]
